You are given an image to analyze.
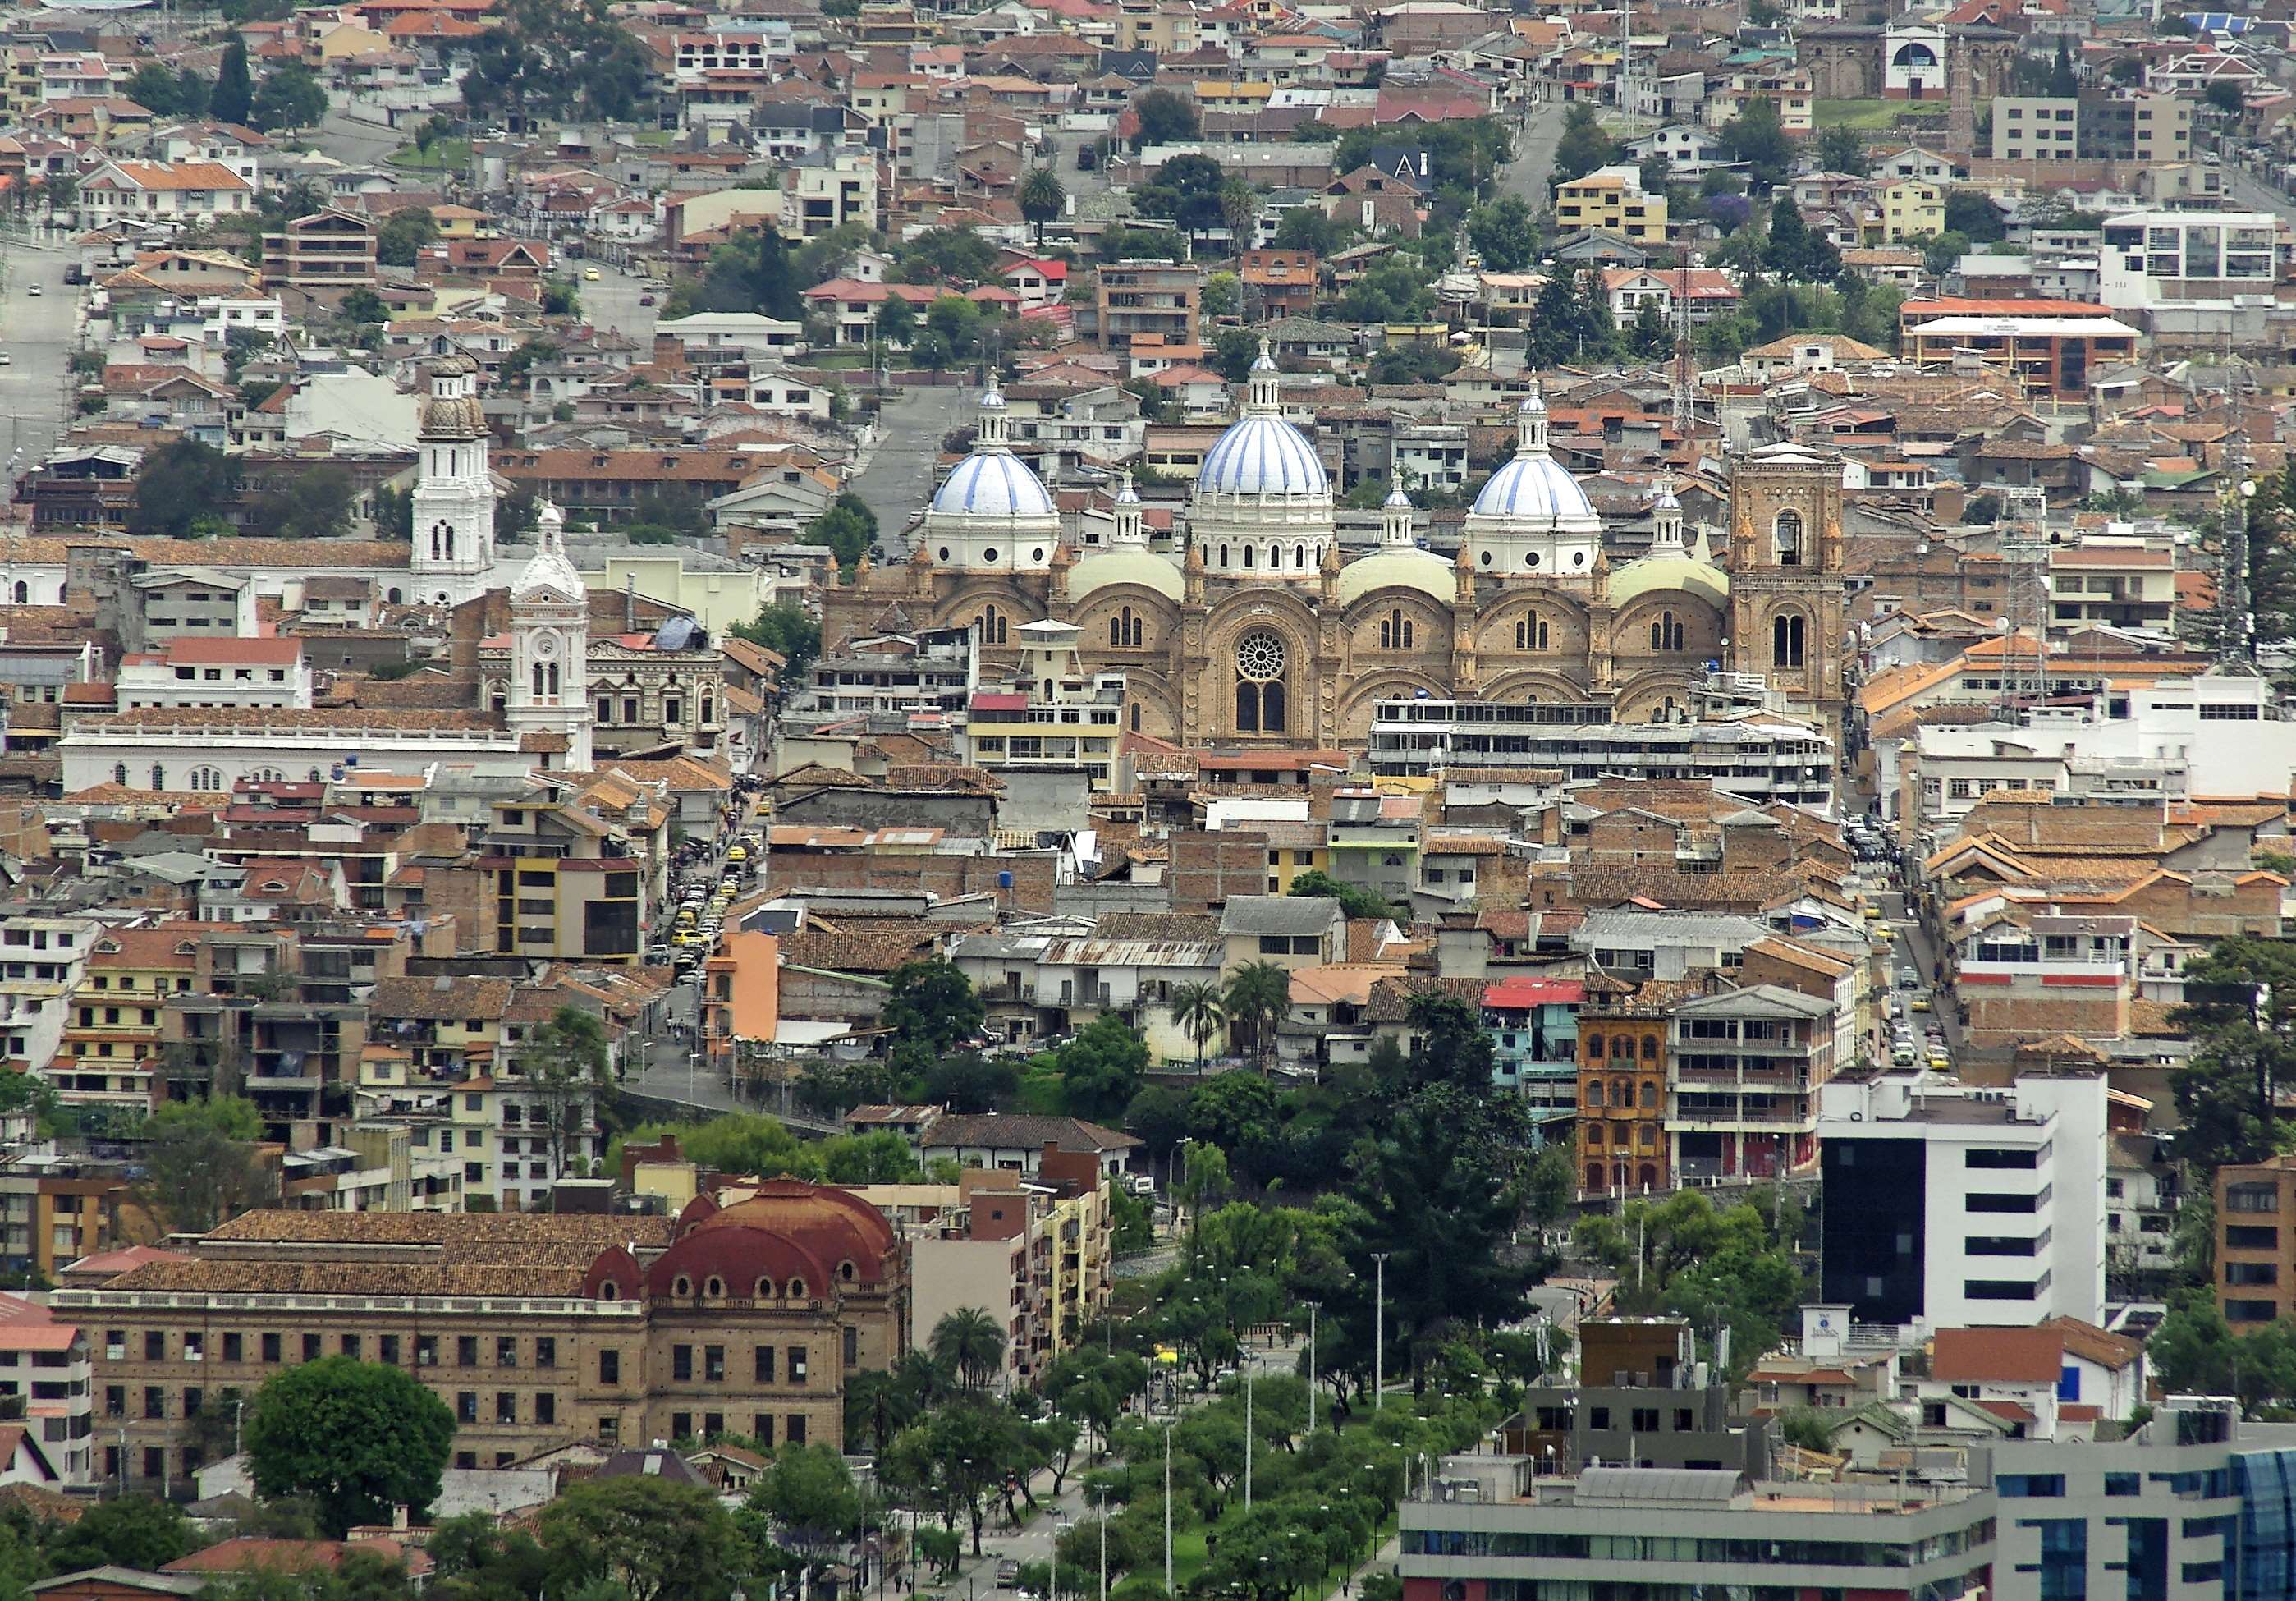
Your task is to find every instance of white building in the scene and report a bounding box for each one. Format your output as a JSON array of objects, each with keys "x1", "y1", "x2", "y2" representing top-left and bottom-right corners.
[
  {"x1": 1817, "y1": 1067, "x2": 2108, "y2": 1337},
  {"x1": 0, "y1": 916, "x2": 96, "y2": 1076},
  {"x1": 2098, "y1": 211, "x2": 2277, "y2": 312},
  {"x1": 114, "y1": 637, "x2": 313, "y2": 711}
]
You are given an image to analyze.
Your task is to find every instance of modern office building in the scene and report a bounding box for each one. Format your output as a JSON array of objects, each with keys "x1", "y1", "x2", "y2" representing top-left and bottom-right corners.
[
  {"x1": 1366, "y1": 702, "x2": 1835, "y2": 808},
  {"x1": 1817, "y1": 1067, "x2": 2108, "y2": 1335},
  {"x1": 1400, "y1": 1456, "x2": 1996, "y2": 1601}
]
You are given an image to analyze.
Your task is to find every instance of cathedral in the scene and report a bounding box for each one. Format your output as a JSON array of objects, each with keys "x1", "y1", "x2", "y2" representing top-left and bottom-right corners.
[{"x1": 827, "y1": 343, "x2": 1849, "y2": 748}]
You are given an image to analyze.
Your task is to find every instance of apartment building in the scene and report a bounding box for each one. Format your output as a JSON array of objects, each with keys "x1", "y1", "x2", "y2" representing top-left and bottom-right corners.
[
  {"x1": 1553, "y1": 164, "x2": 1666, "y2": 244},
  {"x1": 0, "y1": 1295, "x2": 92, "y2": 1484},
  {"x1": 57, "y1": 1188, "x2": 910, "y2": 1491},
  {"x1": 2098, "y1": 212, "x2": 2276, "y2": 311},
  {"x1": 954, "y1": 621, "x2": 1125, "y2": 791},
  {"x1": 259, "y1": 209, "x2": 382, "y2": 292},
  {"x1": 1817, "y1": 1067, "x2": 2108, "y2": 1336},
  {"x1": 1097, "y1": 259, "x2": 1201, "y2": 353},
  {"x1": 2047, "y1": 539, "x2": 2176, "y2": 631},
  {"x1": 1994, "y1": 91, "x2": 2190, "y2": 164},
  {"x1": 1577, "y1": 988, "x2": 1675, "y2": 1196},
  {"x1": 0, "y1": 915, "x2": 97, "y2": 1074},
  {"x1": 2215, "y1": 1154, "x2": 2296, "y2": 1328},
  {"x1": 1668, "y1": 984, "x2": 1835, "y2": 1186}
]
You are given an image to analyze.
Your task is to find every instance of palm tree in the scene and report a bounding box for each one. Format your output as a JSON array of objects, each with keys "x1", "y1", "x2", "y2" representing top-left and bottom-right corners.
[
  {"x1": 930, "y1": 1307, "x2": 1007, "y2": 1392},
  {"x1": 1170, "y1": 980, "x2": 1226, "y2": 1067},
  {"x1": 1222, "y1": 961, "x2": 1291, "y2": 1071},
  {"x1": 1018, "y1": 166, "x2": 1066, "y2": 248}
]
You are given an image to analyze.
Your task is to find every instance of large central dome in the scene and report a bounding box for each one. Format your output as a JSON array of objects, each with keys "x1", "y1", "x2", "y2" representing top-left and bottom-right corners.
[
  {"x1": 1187, "y1": 340, "x2": 1335, "y2": 580},
  {"x1": 1461, "y1": 381, "x2": 1602, "y2": 577}
]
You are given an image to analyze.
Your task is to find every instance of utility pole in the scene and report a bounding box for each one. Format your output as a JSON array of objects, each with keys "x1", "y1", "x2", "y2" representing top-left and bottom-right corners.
[
  {"x1": 1162, "y1": 1422, "x2": 1175, "y2": 1597},
  {"x1": 2222, "y1": 375, "x2": 2258, "y2": 668},
  {"x1": 1244, "y1": 1363, "x2": 1253, "y2": 1509},
  {"x1": 1306, "y1": 1303, "x2": 1318, "y2": 1434},
  {"x1": 1371, "y1": 1252, "x2": 1390, "y2": 1412}
]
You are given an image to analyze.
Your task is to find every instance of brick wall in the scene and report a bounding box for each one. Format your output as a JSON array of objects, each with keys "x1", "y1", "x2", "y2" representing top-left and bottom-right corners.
[{"x1": 1170, "y1": 828, "x2": 1269, "y2": 913}]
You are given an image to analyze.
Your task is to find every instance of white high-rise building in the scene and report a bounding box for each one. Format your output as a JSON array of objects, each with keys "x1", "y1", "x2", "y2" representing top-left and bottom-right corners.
[
  {"x1": 507, "y1": 502, "x2": 594, "y2": 771},
  {"x1": 1817, "y1": 1067, "x2": 2107, "y2": 1337},
  {"x1": 409, "y1": 354, "x2": 496, "y2": 606}
]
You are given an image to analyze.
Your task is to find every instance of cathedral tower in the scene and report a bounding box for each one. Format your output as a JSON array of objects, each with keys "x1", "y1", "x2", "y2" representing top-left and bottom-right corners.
[
  {"x1": 410, "y1": 354, "x2": 494, "y2": 605},
  {"x1": 1726, "y1": 446, "x2": 1849, "y2": 741},
  {"x1": 508, "y1": 501, "x2": 594, "y2": 771}
]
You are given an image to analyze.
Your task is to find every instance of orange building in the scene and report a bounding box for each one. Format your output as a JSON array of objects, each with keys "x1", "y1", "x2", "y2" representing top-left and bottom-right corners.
[
  {"x1": 1575, "y1": 986, "x2": 1683, "y2": 1196},
  {"x1": 702, "y1": 929, "x2": 781, "y2": 1090}
]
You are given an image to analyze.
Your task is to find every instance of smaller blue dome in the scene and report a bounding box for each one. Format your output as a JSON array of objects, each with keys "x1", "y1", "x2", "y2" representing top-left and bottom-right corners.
[
  {"x1": 1471, "y1": 455, "x2": 1598, "y2": 527},
  {"x1": 932, "y1": 451, "x2": 1055, "y2": 518}
]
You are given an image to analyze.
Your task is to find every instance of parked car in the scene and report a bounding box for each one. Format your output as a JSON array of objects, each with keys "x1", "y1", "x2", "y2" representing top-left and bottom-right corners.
[{"x1": 996, "y1": 1562, "x2": 1020, "y2": 1589}]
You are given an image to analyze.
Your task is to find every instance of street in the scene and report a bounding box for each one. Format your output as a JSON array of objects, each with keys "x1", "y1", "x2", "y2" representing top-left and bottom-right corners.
[
  {"x1": 579, "y1": 256, "x2": 662, "y2": 346},
  {"x1": 851, "y1": 383, "x2": 971, "y2": 555},
  {"x1": 1498, "y1": 99, "x2": 1572, "y2": 216},
  {"x1": 0, "y1": 243, "x2": 75, "y2": 498}
]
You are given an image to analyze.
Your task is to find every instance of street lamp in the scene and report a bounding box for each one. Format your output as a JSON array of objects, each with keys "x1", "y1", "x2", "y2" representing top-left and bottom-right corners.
[
  {"x1": 1304, "y1": 1302, "x2": 1318, "y2": 1434},
  {"x1": 1162, "y1": 1420, "x2": 1175, "y2": 1598},
  {"x1": 1243, "y1": 1361, "x2": 1253, "y2": 1510},
  {"x1": 1370, "y1": 1252, "x2": 1390, "y2": 1412}
]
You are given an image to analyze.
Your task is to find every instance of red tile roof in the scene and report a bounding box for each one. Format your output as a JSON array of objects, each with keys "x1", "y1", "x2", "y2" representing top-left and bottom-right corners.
[{"x1": 1932, "y1": 1326, "x2": 2064, "y2": 1384}]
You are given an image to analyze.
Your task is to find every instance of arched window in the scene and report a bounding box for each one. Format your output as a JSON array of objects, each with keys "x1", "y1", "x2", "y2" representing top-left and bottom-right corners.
[
  {"x1": 673, "y1": 1276, "x2": 692, "y2": 1297},
  {"x1": 1111, "y1": 608, "x2": 1142, "y2": 649},
  {"x1": 1587, "y1": 1034, "x2": 1604, "y2": 1060},
  {"x1": 188, "y1": 765, "x2": 219, "y2": 789},
  {"x1": 112, "y1": 764, "x2": 126, "y2": 786},
  {"x1": 1651, "y1": 610, "x2": 1684, "y2": 651},
  {"x1": 532, "y1": 662, "x2": 546, "y2": 696},
  {"x1": 1586, "y1": 1164, "x2": 1603, "y2": 1191},
  {"x1": 1773, "y1": 612, "x2": 1806, "y2": 667},
  {"x1": 1773, "y1": 509, "x2": 1805, "y2": 567},
  {"x1": 1294, "y1": 543, "x2": 1307, "y2": 568},
  {"x1": 1219, "y1": 544, "x2": 1231, "y2": 567},
  {"x1": 149, "y1": 764, "x2": 164, "y2": 791},
  {"x1": 1586, "y1": 1080, "x2": 1604, "y2": 1108},
  {"x1": 547, "y1": 662, "x2": 561, "y2": 695},
  {"x1": 1642, "y1": 1034, "x2": 1659, "y2": 1060},
  {"x1": 1640, "y1": 1080, "x2": 1658, "y2": 1109},
  {"x1": 1243, "y1": 545, "x2": 1256, "y2": 568},
  {"x1": 978, "y1": 606, "x2": 1007, "y2": 645},
  {"x1": 1515, "y1": 615, "x2": 1549, "y2": 650},
  {"x1": 1130, "y1": 702, "x2": 1141, "y2": 732},
  {"x1": 1612, "y1": 1079, "x2": 1630, "y2": 1105},
  {"x1": 1638, "y1": 1163, "x2": 1657, "y2": 1190},
  {"x1": 9, "y1": 582, "x2": 23, "y2": 604},
  {"x1": 1585, "y1": 1123, "x2": 1604, "y2": 1146},
  {"x1": 705, "y1": 1276, "x2": 725, "y2": 1297},
  {"x1": 1378, "y1": 610, "x2": 1414, "y2": 650},
  {"x1": 787, "y1": 1278, "x2": 806, "y2": 1298},
  {"x1": 1235, "y1": 630, "x2": 1286, "y2": 733},
  {"x1": 701, "y1": 695, "x2": 714, "y2": 724}
]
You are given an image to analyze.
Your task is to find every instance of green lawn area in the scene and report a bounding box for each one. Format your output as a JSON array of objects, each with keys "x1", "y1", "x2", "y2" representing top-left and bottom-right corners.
[
  {"x1": 1814, "y1": 99, "x2": 1948, "y2": 131},
  {"x1": 1169, "y1": 1526, "x2": 1211, "y2": 1586},
  {"x1": 387, "y1": 135, "x2": 470, "y2": 171}
]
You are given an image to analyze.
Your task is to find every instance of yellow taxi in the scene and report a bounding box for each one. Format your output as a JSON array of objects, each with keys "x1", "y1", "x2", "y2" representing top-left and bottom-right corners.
[
  {"x1": 726, "y1": 845, "x2": 749, "y2": 865},
  {"x1": 582, "y1": 266, "x2": 601, "y2": 281}
]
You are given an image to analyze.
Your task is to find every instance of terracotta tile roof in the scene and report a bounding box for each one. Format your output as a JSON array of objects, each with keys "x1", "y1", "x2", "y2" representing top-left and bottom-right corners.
[
  {"x1": 1932, "y1": 1325, "x2": 2062, "y2": 1384},
  {"x1": 2042, "y1": 1316, "x2": 2144, "y2": 1370}
]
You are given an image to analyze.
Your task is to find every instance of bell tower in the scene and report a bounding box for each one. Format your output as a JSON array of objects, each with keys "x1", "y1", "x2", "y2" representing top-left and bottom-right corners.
[
  {"x1": 1726, "y1": 447, "x2": 1849, "y2": 743},
  {"x1": 508, "y1": 501, "x2": 594, "y2": 771},
  {"x1": 410, "y1": 354, "x2": 493, "y2": 605}
]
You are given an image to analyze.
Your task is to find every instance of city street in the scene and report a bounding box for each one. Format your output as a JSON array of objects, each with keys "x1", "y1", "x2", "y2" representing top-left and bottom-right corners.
[
  {"x1": 852, "y1": 383, "x2": 972, "y2": 553},
  {"x1": 0, "y1": 242, "x2": 75, "y2": 497},
  {"x1": 579, "y1": 256, "x2": 662, "y2": 346},
  {"x1": 1499, "y1": 98, "x2": 1572, "y2": 217}
]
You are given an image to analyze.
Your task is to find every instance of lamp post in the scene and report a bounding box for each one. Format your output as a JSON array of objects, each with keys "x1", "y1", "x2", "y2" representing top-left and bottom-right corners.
[
  {"x1": 1370, "y1": 1252, "x2": 1389, "y2": 1412},
  {"x1": 1304, "y1": 1303, "x2": 1318, "y2": 1434},
  {"x1": 1053, "y1": 1517, "x2": 1067, "y2": 1601},
  {"x1": 1244, "y1": 1362, "x2": 1253, "y2": 1510},
  {"x1": 1162, "y1": 1420, "x2": 1175, "y2": 1598}
]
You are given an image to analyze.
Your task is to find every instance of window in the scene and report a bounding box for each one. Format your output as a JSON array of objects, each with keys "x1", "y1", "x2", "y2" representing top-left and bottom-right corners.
[
  {"x1": 497, "y1": 1337, "x2": 518, "y2": 1368},
  {"x1": 144, "y1": 1386, "x2": 164, "y2": 1420},
  {"x1": 1650, "y1": 610, "x2": 1684, "y2": 651},
  {"x1": 2227, "y1": 1183, "x2": 2280, "y2": 1213},
  {"x1": 1377, "y1": 610, "x2": 1414, "y2": 650},
  {"x1": 754, "y1": 1415, "x2": 775, "y2": 1447},
  {"x1": 2105, "y1": 1473, "x2": 2140, "y2": 1497},
  {"x1": 223, "y1": 1333, "x2": 242, "y2": 1363},
  {"x1": 705, "y1": 1345, "x2": 726, "y2": 1382},
  {"x1": 536, "y1": 1392, "x2": 556, "y2": 1426},
  {"x1": 1630, "y1": 1408, "x2": 1659, "y2": 1432},
  {"x1": 302, "y1": 1333, "x2": 321, "y2": 1362},
  {"x1": 381, "y1": 1336, "x2": 400, "y2": 1366},
  {"x1": 755, "y1": 1346, "x2": 776, "y2": 1383},
  {"x1": 844, "y1": 1327, "x2": 859, "y2": 1368},
  {"x1": 144, "y1": 1331, "x2": 163, "y2": 1361},
  {"x1": 977, "y1": 605, "x2": 1008, "y2": 646},
  {"x1": 788, "y1": 1346, "x2": 808, "y2": 1384},
  {"x1": 496, "y1": 1392, "x2": 516, "y2": 1424},
  {"x1": 1773, "y1": 509, "x2": 1804, "y2": 566},
  {"x1": 2226, "y1": 1226, "x2": 2279, "y2": 1250},
  {"x1": 1111, "y1": 608, "x2": 1143, "y2": 649},
  {"x1": 456, "y1": 1392, "x2": 479, "y2": 1424},
  {"x1": 1998, "y1": 1475, "x2": 2065, "y2": 1498},
  {"x1": 535, "y1": 1337, "x2": 556, "y2": 1369},
  {"x1": 599, "y1": 1349, "x2": 620, "y2": 1384},
  {"x1": 416, "y1": 1336, "x2": 437, "y2": 1367},
  {"x1": 458, "y1": 1336, "x2": 479, "y2": 1367},
  {"x1": 1771, "y1": 612, "x2": 1806, "y2": 668},
  {"x1": 1515, "y1": 615, "x2": 1548, "y2": 650},
  {"x1": 787, "y1": 1415, "x2": 808, "y2": 1444},
  {"x1": 1235, "y1": 631, "x2": 1285, "y2": 733}
]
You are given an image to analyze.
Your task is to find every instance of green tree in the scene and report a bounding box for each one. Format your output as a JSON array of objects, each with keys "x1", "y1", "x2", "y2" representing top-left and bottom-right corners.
[
  {"x1": 1287, "y1": 869, "x2": 1395, "y2": 920},
  {"x1": 2205, "y1": 79, "x2": 2245, "y2": 117},
  {"x1": 1052, "y1": 1015, "x2": 1148, "y2": 1123},
  {"x1": 1720, "y1": 97, "x2": 1793, "y2": 191},
  {"x1": 214, "y1": 38, "x2": 254, "y2": 126},
  {"x1": 931, "y1": 1306, "x2": 1009, "y2": 1392},
  {"x1": 1019, "y1": 167, "x2": 1066, "y2": 246},
  {"x1": 730, "y1": 602, "x2": 822, "y2": 677},
  {"x1": 2168, "y1": 937, "x2": 2296, "y2": 1175},
  {"x1": 751, "y1": 1442, "x2": 861, "y2": 1541},
  {"x1": 251, "y1": 63, "x2": 328, "y2": 132},
  {"x1": 244, "y1": 1358, "x2": 457, "y2": 1535},
  {"x1": 874, "y1": 294, "x2": 918, "y2": 351},
  {"x1": 1221, "y1": 961, "x2": 1291, "y2": 1070},
  {"x1": 882, "y1": 960, "x2": 985, "y2": 1066},
  {"x1": 891, "y1": 228, "x2": 1000, "y2": 286},
  {"x1": 1168, "y1": 982, "x2": 1226, "y2": 1066},
  {"x1": 1130, "y1": 88, "x2": 1199, "y2": 148},
  {"x1": 378, "y1": 208, "x2": 437, "y2": 267},
  {"x1": 130, "y1": 438, "x2": 237, "y2": 537},
  {"x1": 1815, "y1": 125, "x2": 1871, "y2": 177},
  {"x1": 1466, "y1": 196, "x2": 1535, "y2": 272},
  {"x1": 539, "y1": 1475, "x2": 743, "y2": 1601},
  {"x1": 518, "y1": 1005, "x2": 610, "y2": 1181},
  {"x1": 1551, "y1": 103, "x2": 1618, "y2": 187},
  {"x1": 1944, "y1": 190, "x2": 2005, "y2": 242},
  {"x1": 1763, "y1": 196, "x2": 1840, "y2": 283},
  {"x1": 135, "y1": 1098, "x2": 277, "y2": 1233},
  {"x1": 1272, "y1": 207, "x2": 1342, "y2": 253},
  {"x1": 249, "y1": 466, "x2": 358, "y2": 539},
  {"x1": 341, "y1": 287, "x2": 389, "y2": 325},
  {"x1": 1212, "y1": 328, "x2": 1260, "y2": 381},
  {"x1": 1201, "y1": 271, "x2": 1240, "y2": 319},
  {"x1": 44, "y1": 1496, "x2": 195, "y2": 1571},
  {"x1": 1628, "y1": 297, "x2": 1670, "y2": 359}
]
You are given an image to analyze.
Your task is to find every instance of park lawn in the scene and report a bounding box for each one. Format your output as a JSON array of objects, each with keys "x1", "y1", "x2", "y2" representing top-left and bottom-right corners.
[
  {"x1": 387, "y1": 136, "x2": 471, "y2": 171},
  {"x1": 1170, "y1": 1526, "x2": 1211, "y2": 1586},
  {"x1": 1813, "y1": 99, "x2": 1948, "y2": 131}
]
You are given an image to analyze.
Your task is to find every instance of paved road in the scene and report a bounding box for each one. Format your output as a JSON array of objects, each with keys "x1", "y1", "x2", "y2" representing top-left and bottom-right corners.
[
  {"x1": 2225, "y1": 161, "x2": 2296, "y2": 227},
  {"x1": 1499, "y1": 99, "x2": 1573, "y2": 218},
  {"x1": 314, "y1": 99, "x2": 415, "y2": 172},
  {"x1": 851, "y1": 383, "x2": 972, "y2": 556},
  {"x1": 0, "y1": 244, "x2": 75, "y2": 498},
  {"x1": 579, "y1": 255, "x2": 661, "y2": 346}
]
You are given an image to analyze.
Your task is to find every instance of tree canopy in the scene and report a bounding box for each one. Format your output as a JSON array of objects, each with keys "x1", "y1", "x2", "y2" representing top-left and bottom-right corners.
[{"x1": 243, "y1": 1358, "x2": 457, "y2": 1535}]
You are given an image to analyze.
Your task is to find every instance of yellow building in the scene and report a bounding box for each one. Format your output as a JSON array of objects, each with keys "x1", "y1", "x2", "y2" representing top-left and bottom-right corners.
[
  {"x1": 1882, "y1": 180, "x2": 1944, "y2": 244},
  {"x1": 1554, "y1": 165, "x2": 1668, "y2": 243},
  {"x1": 53, "y1": 924, "x2": 209, "y2": 1112},
  {"x1": 955, "y1": 619, "x2": 1125, "y2": 791},
  {"x1": 429, "y1": 204, "x2": 489, "y2": 241}
]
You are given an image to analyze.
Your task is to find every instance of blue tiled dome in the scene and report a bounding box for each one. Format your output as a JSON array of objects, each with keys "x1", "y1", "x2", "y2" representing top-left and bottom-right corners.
[
  {"x1": 931, "y1": 449, "x2": 1056, "y2": 518},
  {"x1": 1195, "y1": 415, "x2": 1329, "y2": 498}
]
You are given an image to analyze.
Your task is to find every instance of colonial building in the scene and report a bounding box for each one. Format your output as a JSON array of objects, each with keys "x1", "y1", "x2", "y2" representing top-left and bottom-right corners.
[
  {"x1": 57, "y1": 1183, "x2": 910, "y2": 1491},
  {"x1": 827, "y1": 349, "x2": 1850, "y2": 745}
]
